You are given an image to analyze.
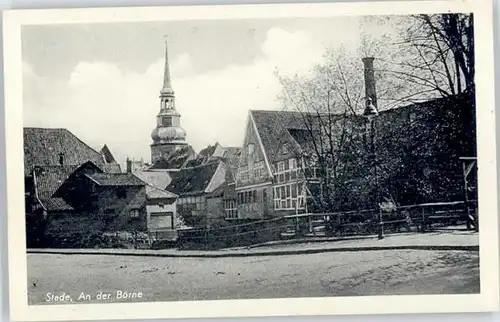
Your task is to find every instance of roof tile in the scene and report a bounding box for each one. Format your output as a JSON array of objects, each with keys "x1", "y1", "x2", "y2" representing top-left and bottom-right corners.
[
  {"x1": 87, "y1": 173, "x2": 145, "y2": 186},
  {"x1": 167, "y1": 161, "x2": 221, "y2": 195}
]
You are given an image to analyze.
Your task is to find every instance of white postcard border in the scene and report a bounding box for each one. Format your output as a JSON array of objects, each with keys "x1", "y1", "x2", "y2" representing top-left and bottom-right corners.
[{"x1": 3, "y1": 0, "x2": 499, "y2": 321}]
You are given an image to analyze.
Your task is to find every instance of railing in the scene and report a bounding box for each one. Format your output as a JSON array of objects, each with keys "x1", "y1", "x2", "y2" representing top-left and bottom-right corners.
[{"x1": 176, "y1": 200, "x2": 478, "y2": 250}]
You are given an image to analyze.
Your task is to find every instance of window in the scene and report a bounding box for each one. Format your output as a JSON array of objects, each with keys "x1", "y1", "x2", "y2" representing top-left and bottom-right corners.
[
  {"x1": 273, "y1": 159, "x2": 299, "y2": 184},
  {"x1": 116, "y1": 188, "x2": 127, "y2": 199},
  {"x1": 225, "y1": 200, "x2": 238, "y2": 219},
  {"x1": 253, "y1": 161, "x2": 266, "y2": 179},
  {"x1": 238, "y1": 165, "x2": 249, "y2": 181},
  {"x1": 161, "y1": 117, "x2": 172, "y2": 127},
  {"x1": 130, "y1": 209, "x2": 140, "y2": 218},
  {"x1": 237, "y1": 190, "x2": 258, "y2": 204},
  {"x1": 273, "y1": 182, "x2": 306, "y2": 210},
  {"x1": 282, "y1": 143, "x2": 289, "y2": 155},
  {"x1": 178, "y1": 196, "x2": 205, "y2": 216}
]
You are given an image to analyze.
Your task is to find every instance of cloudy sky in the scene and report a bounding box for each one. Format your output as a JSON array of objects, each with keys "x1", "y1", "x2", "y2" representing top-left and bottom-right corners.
[{"x1": 22, "y1": 16, "x2": 391, "y2": 166}]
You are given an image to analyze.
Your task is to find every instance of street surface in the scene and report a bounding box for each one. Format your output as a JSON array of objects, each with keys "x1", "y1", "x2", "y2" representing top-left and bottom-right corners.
[{"x1": 27, "y1": 248, "x2": 479, "y2": 305}]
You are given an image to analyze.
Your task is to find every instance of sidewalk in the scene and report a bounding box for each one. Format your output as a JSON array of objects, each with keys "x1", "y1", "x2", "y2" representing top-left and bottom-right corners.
[{"x1": 27, "y1": 230, "x2": 479, "y2": 258}]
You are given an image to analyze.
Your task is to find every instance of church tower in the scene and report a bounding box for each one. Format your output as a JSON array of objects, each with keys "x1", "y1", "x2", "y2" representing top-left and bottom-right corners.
[{"x1": 150, "y1": 39, "x2": 188, "y2": 163}]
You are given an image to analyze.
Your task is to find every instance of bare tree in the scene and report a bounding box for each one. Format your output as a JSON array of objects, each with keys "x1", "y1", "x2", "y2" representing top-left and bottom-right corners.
[
  {"x1": 361, "y1": 13, "x2": 475, "y2": 108},
  {"x1": 274, "y1": 13, "x2": 476, "y2": 214},
  {"x1": 275, "y1": 50, "x2": 372, "y2": 213}
]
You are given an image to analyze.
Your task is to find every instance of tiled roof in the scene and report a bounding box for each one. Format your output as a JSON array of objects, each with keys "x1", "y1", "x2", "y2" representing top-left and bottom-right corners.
[
  {"x1": 133, "y1": 170, "x2": 172, "y2": 190},
  {"x1": 42, "y1": 197, "x2": 74, "y2": 212},
  {"x1": 250, "y1": 110, "x2": 317, "y2": 163},
  {"x1": 86, "y1": 173, "x2": 145, "y2": 186},
  {"x1": 149, "y1": 145, "x2": 196, "y2": 170},
  {"x1": 24, "y1": 127, "x2": 122, "y2": 174},
  {"x1": 251, "y1": 110, "x2": 356, "y2": 163},
  {"x1": 207, "y1": 185, "x2": 224, "y2": 198},
  {"x1": 33, "y1": 165, "x2": 79, "y2": 211},
  {"x1": 146, "y1": 185, "x2": 178, "y2": 199},
  {"x1": 250, "y1": 95, "x2": 463, "y2": 164},
  {"x1": 166, "y1": 161, "x2": 221, "y2": 196},
  {"x1": 100, "y1": 144, "x2": 117, "y2": 164},
  {"x1": 198, "y1": 144, "x2": 218, "y2": 158}
]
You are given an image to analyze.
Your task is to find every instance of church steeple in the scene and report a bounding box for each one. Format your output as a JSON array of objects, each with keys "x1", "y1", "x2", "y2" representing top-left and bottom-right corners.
[
  {"x1": 161, "y1": 38, "x2": 174, "y2": 96},
  {"x1": 150, "y1": 38, "x2": 188, "y2": 164},
  {"x1": 159, "y1": 38, "x2": 177, "y2": 112}
]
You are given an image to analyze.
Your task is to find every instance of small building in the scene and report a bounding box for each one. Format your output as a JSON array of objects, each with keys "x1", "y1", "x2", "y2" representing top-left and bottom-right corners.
[
  {"x1": 54, "y1": 163, "x2": 146, "y2": 222},
  {"x1": 25, "y1": 161, "x2": 146, "y2": 247},
  {"x1": 23, "y1": 127, "x2": 123, "y2": 247},
  {"x1": 166, "y1": 160, "x2": 226, "y2": 228},
  {"x1": 144, "y1": 185, "x2": 181, "y2": 240},
  {"x1": 133, "y1": 167, "x2": 186, "y2": 240}
]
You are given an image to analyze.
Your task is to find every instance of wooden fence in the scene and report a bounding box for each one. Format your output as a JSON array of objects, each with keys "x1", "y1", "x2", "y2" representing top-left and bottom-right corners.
[{"x1": 176, "y1": 200, "x2": 478, "y2": 250}]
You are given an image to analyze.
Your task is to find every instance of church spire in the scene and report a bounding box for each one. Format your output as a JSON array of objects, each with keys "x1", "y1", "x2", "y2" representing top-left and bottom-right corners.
[
  {"x1": 161, "y1": 37, "x2": 174, "y2": 96},
  {"x1": 151, "y1": 38, "x2": 187, "y2": 163}
]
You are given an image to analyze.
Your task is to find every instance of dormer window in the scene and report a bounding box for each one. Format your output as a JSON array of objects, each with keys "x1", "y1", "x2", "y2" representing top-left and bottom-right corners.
[{"x1": 282, "y1": 143, "x2": 289, "y2": 155}]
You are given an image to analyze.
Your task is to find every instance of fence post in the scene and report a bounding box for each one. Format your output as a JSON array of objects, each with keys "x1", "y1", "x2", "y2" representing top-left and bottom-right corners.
[
  {"x1": 421, "y1": 207, "x2": 426, "y2": 233},
  {"x1": 378, "y1": 209, "x2": 384, "y2": 240},
  {"x1": 204, "y1": 228, "x2": 208, "y2": 251}
]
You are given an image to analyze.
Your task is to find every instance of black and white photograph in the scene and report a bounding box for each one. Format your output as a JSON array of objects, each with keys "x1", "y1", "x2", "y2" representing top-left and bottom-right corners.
[{"x1": 3, "y1": 0, "x2": 499, "y2": 320}]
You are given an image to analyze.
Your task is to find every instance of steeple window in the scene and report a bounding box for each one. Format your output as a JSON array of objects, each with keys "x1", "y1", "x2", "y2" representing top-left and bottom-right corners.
[{"x1": 161, "y1": 117, "x2": 172, "y2": 127}]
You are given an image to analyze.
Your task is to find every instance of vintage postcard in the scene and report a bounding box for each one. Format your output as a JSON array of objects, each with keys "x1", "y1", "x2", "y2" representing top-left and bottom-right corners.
[{"x1": 3, "y1": 0, "x2": 499, "y2": 321}]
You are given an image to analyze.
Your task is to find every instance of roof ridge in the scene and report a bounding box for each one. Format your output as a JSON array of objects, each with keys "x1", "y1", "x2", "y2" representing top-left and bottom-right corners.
[
  {"x1": 65, "y1": 128, "x2": 107, "y2": 161},
  {"x1": 146, "y1": 184, "x2": 178, "y2": 198},
  {"x1": 180, "y1": 159, "x2": 221, "y2": 170}
]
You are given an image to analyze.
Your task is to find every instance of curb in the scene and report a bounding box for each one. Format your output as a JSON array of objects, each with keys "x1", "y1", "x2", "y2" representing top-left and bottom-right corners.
[
  {"x1": 237, "y1": 233, "x2": 418, "y2": 250},
  {"x1": 27, "y1": 245, "x2": 479, "y2": 258}
]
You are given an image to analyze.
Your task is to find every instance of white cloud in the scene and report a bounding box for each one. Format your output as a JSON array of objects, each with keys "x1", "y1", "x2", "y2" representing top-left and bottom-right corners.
[{"x1": 23, "y1": 27, "x2": 325, "y2": 167}]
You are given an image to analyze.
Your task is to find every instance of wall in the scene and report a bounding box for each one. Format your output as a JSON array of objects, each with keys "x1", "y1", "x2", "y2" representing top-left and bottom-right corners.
[
  {"x1": 88, "y1": 185, "x2": 148, "y2": 232},
  {"x1": 236, "y1": 116, "x2": 271, "y2": 187},
  {"x1": 177, "y1": 195, "x2": 207, "y2": 227},
  {"x1": 146, "y1": 200, "x2": 176, "y2": 231},
  {"x1": 205, "y1": 162, "x2": 226, "y2": 193},
  {"x1": 41, "y1": 213, "x2": 111, "y2": 248},
  {"x1": 236, "y1": 185, "x2": 272, "y2": 220},
  {"x1": 206, "y1": 195, "x2": 225, "y2": 225}
]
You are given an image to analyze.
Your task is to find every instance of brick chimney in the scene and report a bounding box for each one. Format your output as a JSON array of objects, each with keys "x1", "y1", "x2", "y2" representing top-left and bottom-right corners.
[
  {"x1": 362, "y1": 57, "x2": 377, "y2": 109},
  {"x1": 126, "y1": 157, "x2": 132, "y2": 173}
]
